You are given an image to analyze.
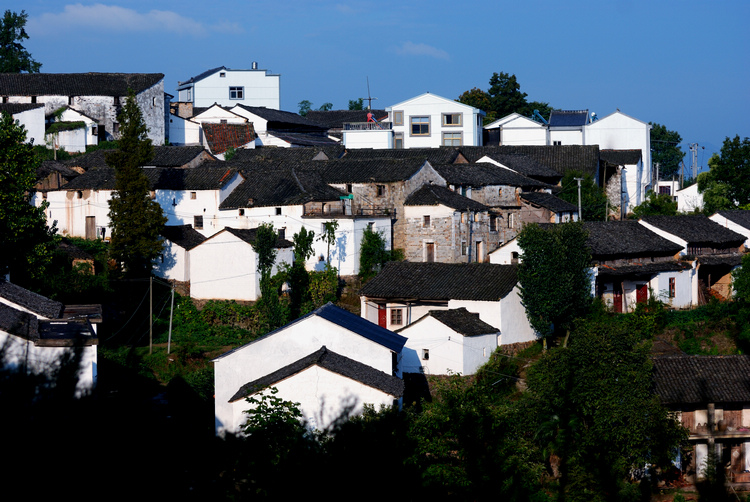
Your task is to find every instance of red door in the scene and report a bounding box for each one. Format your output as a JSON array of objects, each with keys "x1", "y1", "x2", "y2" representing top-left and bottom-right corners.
[
  {"x1": 636, "y1": 283, "x2": 648, "y2": 304},
  {"x1": 378, "y1": 305, "x2": 387, "y2": 328},
  {"x1": 613, "y1": 285, "x2": 623, "y2": 313}
]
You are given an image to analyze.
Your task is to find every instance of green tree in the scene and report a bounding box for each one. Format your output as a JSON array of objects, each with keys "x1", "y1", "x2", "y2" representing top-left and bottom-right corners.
[
  {"x1": 631, "y1": 191, "x2": 678, "y2": 218},
  {"x1": 251, "y1": 223, "x2": 278, "y2": 289},
  {"x1": 358, "y1": 225, "x2": 389, "y2": 281},
  {"x1": 525, "y1": 318, "x2": 687, "y2": 501},
  {"x1": 298, "y1": 100, "x2": 312, "y2": 117},
  {"x1": 0, "y1": 112, "x2": 56, "y2": 280},
  {"x1": 457, "y1": 87, "x2": 495, "y2": 124},
  {"x1": 558, "y1": 171, "x2": 609, "y2": 221},
  {"x1": 106, "y1": 90, "x2": 167, "y2": 277},
  {"x1": 698, "y1": 135, "x2": 750, "y2": 213},
  {"x1": 287, "y1": 227, "x2": 315, "y2": 317},
  {"x1": 458, "y1": 72, "x2": 553, "y2": 125},
  {"x1": 517, "y1": 222, "x2": 592, "y2": 338},
  {"x1": 0, "y1": 10, "x2": 41, "y2": 73},
  {"x1": 318, "y1": 220, "x2": 339, "y2": 265},
  {"x1": 649, "y1": 123, "x2": 685, "y2": 180},
  {"x1": 731, "y1": 253, "x2": 750, "y2": 303},
  {"x1": 318, "y1": 102, "x2": 333, "y2": 111},
  {"x1": 348, "y1": 98, "x2": 364, "y2": 110}
]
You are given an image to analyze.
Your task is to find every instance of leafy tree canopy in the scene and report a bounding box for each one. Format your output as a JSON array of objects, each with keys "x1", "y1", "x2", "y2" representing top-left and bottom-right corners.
[
  {"x1": 348, "y1": 98, "x2": 364, "y2": 110},
  {"x1": 517, "y1": 222, "x2": 592, "y2": 337},
  {"x1": 631, "y1": 191, "x2": 678, "y2": 218},
  {"x1": 697, "y1": 135, "x2": 750, "y2": 214},
  {"x1": 458, "y1": 72, "x2": 553, "y2": 125},
  {"x1": 251, "y1": 222, "x2": 278, "y2": 285},
  {"x1": 297, "y1": 100, "x2": 312, "y2": 117},
  {"x1": 650, "y1": 122, "x2": 685, "y2": 180},
  {"x1": 106, "y1": 90, "x2": 166, "y2": 277},
  {"x1": 359, "y1": 226, "x2": 389, "y2": 281},
  {"x1": 0, "y1": 10, "x2": 41, "y2": 73},
  {"x1": 558, "y1": 171, "x2": 609, "y2": 222},
  {"x1": 0, "y1": 112, "x2": 56, "y2": 280}
]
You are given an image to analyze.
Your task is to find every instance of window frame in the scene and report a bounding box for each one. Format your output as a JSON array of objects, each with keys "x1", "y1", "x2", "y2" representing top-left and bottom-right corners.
[
  {"x1": 394, "y1": 132, "x2": 404, "y2": 149},
  {"x1": 423, "y1": 215, "x2": 430, "y2": 228},
  {"x1": 229, "y1": 86, "x2": 244, "y2": 100},
  {"x1": 442, "y1": 131, "x2": 463, "y2": 146},
  {"x1": 393, "y1": 111, "x2": 403, "y2": 126},
  {"x1": 669, "y1": 277, "x2": 676, "y2": 298},
  {"x1": 442, "y1": 113, "x2": 462, "y2": 126},
  {"x1": 194, "y1": 215, "x2": 203, "y2": 229},
  {"x1": 409, "y1": 116, "x2": 430, "y2": 136},
  {"x1": 390, "y1": 308, "x2": 403, "y2": 326}
]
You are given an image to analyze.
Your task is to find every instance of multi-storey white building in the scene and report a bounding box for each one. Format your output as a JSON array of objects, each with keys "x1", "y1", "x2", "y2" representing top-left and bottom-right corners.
[{"x1": 176, "y1": 64, "x2": 280, "y2": 110}]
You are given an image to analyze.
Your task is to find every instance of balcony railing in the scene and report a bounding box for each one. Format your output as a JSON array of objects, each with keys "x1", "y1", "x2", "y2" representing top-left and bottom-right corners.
[
  {"x1": 302, "y1": 205, "x2": 395, "y2": 218},
  {"x1": 343, "y1": 122, "x2": 393, "y2": 131}
]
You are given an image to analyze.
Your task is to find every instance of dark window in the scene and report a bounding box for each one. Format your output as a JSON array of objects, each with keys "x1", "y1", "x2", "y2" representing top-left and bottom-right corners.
[
  {"x1": 394, "y1": 132, "x2": 404, "y2": 149},
  {"x1": 190, "y1": 192, "x2": 197, "y2": 199},
  {"x1": 229, "y1": 86, "x2": 244, "y2": 100},
  {"x1": 31, "y1": 96, "x2": 37, "y2": 103},
  {"x1": 239, "y1": 208, "x2": 245, "y2": 216},
  {"x1": 489, "y1": 215, "x2": 497, "y2": 232},
  {"x1": 278, "y1": 228, "x2": 285, "y2": 240},
  {"x1": 220, "y1": 72, "x2": 226, "y2": 77},
  {"x1": 275, "y1": 207, "x2": 282, "y2": 215},
  {"x1": 76, "y1": 191, "x2": 83, "y2": 199},
  {"x1": 194, "y1": 215, "x2": 203, "y2": 229},
  {"x1": 669, "y1": 277, "x2": 676, "y2": 298},
  {"x1": 423, "y1": 215, "x2": 430, "y2": 228},
  {"x1": 113, "y1": 122, "x2": 120, "y2": 134},
  {"x1": 377, "y1": 185, "x2": 385, "y2": 197},
  {"x1": 346, "y1": 184, "x2": 352, "y2": 194},
  {"x1": 391, "y1": 309, "x2": 403, "y2": 326},
  {"x1": 410, "y1": 116, "x2": 429, "y2": 136},
  {"x1": 422, "y1": 349, "x2": 430, "y2": 360}
]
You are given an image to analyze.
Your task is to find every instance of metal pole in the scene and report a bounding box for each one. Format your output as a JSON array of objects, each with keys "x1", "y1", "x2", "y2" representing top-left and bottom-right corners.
[
  {"x1": 149, "y1": 275, "x2": 153, "y2": 355},
  {"x1": 574, "y1": 178, "x2": 583, "y2": 221}
]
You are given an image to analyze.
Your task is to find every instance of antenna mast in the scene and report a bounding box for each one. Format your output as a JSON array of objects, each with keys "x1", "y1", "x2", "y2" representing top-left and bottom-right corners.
[{"x1": 361, "y1": 77, "x2": 378, "y2": 110}]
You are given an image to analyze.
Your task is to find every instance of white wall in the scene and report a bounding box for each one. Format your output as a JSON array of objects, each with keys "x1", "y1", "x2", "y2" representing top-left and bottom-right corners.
[
  {"x1": 342, "y1": 128, "x2": 392, "y2": 149},
  {"x1": 43, "y1": 189, "x2": 113, "y2": 239},
  {"x1": 12, "y1": 106, "x2": 45, "y2": 146},
  {"x1": 498, "y1": 286, "x2": 538, "y2": 345},
  {"x1": 182, "y1": 69, "x2": 280, "y2": 109},
  {"x1": 168, "y1": 114, "x2": 202, "y2": 146},
  {"x1": 153, "y1": 240, "x2": 190, "y2": 282},
  {"x1": 484, "y1": 114, "x2": 547, "y2": 146},
  {"x1": 678, "y1": 184, "x2": 704, "y2": 213},
  {"x1": 214, "y1": 314, "x2": 396, "y2": 435}
]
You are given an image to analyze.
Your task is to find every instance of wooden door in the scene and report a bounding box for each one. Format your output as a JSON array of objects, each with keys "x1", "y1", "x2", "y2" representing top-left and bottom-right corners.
[
  {"x1": 425, "y1": 243, "x2": 434, "y2": 262},
  {"x1": 85, "y1": 216, "x2": 96, "y2": 240},
  {"x1": 636, "y1": 283, "x2": 648, "y2": 304},
  {"x1": 613, "y1": 284, "x2": 623, "y2": 313},
  {"x1": 377, "y1": 305, "x2": 387, "y2": 328}
]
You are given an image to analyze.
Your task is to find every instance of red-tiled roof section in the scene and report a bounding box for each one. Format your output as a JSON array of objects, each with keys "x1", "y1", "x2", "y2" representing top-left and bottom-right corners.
[{"x1": 203, "y1": 123, "x2": 257, "y2": 155}]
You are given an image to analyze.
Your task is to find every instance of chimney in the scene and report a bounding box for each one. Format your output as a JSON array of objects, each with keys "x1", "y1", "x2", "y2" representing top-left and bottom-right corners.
[{"x1": 252, "y1": 61, "x2": 258, "y2": 70}]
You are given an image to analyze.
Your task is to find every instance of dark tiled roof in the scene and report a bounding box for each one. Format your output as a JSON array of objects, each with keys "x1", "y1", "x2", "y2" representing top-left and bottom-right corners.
[
  {"x1": 434, "y1": 163, "x2": 551, "y2": 189},
  {"x1": 716, "y1": 210, "x2": 750, "y2": 231},
  {"x1": 460, "y1": 145, "x2": 601, "y2": 177},
  {"x1": 37, "y1": 160, "x2": 80, "y2": 181},
  {"x1": 584, "y1": 220, "x2": 683, "y2": 259},
  {"x1": 641, "y1": 215, "x2": 746, "y2": 247},
  {"x1": 0, "y1": 73, "x2": 163, "y2": 96},
  {"x1": 422, "y1": 308, "x2": 499, "y2": 336},
  {"x1": 234, "y1": 105, "x2": 327, "y2": 132},
  {"x1": 160, "y1": 225, "x2": 207, "y2": 250},
  {"x1": 0, "y1": 301, "x2": 96, "y2": 345},
  {"x1": 65, "y1": 146, "x2": 214, "y2": 170},
  {"x1": 0, "y1": 301, "x2": 38, "y2": 338},
  {"x1": 62, "y1": 166, "x2": 239, "y2": 191},
  {"x1": 548, "y1": 110, "x2": 590, "y2": 127},
  {"x1": 479, "y1": 153, "x2": 564, "y2": 182},
  {"x1": 342, "y1": 147, "x2": 460, "y2": 164},
  {"x1": 697, "y1": 254, "x2": 743, "y2": 267},
  {"x1": 268, "y1": 132, "x2": 340, "y2": 146},
  {"x1": 652, "y1": 355, "x2": 750, "y2": 405},
  {"x1": 221, "y1": 164, "x2": 345, "y2": 209},
  {"x1": 317, "y1": 158, "x2": 433, "y2": 184},
  {"x1": 596, "y1": 261, "x2": 691, "y2": 278},
  {"x1": 521, "y1": 192, "x2": 578, "y2": 213},
  {"x1": 203, "y1": 123, "x2": 256, "y2": 155},
  {"x1": 305, "y1": 110, "x2": 388, "y2": 128},
  {"x1": 0, "y1": 281, "x2": 64, "y2": 319},
  {"x1": 600, "y1": 149, "x2": 642, "y2": 165},
  {"x1": 0, "y1": 103, "x2": 44, "y2": 114},
  {"x1": 404, "y1": 184, "x2": 489, "y2": 211},
  {"x1": 229, "y1": 145, "x2": 345, "y2": 163},
  {"x1": 228, "y1": 346, "x2": 404, "y2": 403},
  {"x1": 58, "y1": 238, "x2": 94, "y2": 261},
  {"x1": 215, "y1": 303, "x2": 407, "y2": 361},
  {"x1": 222, "y1": 227, "x2": 293, "y2": 248},
  {"x1": 360, "y1": 262, "x2": 518, "y2": 302}
]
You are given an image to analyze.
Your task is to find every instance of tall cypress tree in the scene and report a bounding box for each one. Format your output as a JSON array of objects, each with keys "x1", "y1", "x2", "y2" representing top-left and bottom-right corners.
[{"x1": 106, "y1": 90, "x2": 166, "y2": 277}]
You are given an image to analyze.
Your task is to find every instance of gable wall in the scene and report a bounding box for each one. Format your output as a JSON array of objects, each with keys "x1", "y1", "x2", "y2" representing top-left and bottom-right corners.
[{"x1": 190, "y1": 70, "x2": 280, "y2": 109}]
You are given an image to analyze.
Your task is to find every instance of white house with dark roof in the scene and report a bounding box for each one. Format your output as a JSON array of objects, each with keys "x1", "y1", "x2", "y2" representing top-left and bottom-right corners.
[
  {"x1": 0, "y1": 102, "x2": 45, "y2": 145},
  {"x1": 0, "y1": 72, "x2": 165, "y2": 144},
  {"x1": 176, "y1": 65, "x2": 280, "y2": 110},
  {"x1": 154, "y1": 225, "x2": 207, "y2": 283},
  {"x1": 710, "y1": 210, "x2": 750, "y2": 248},
  {"x1": 229, "y1": 104, "x2": 335, "y2": 148},
  {"x1": 359, "y1": 261, "x2": 536, "y2": 345},
  {"x1": 213, "y1": 303, "x2": 406, "y2": 435},
  {"x1": 397, "y1": 307, "x2": 500, "y2": 375},
  {"x1": 0, "y1": 281, "x2": 98, "y2": 395},
  {"x1": 189, "y1": 227, "x2": 294, "y2": 302}
]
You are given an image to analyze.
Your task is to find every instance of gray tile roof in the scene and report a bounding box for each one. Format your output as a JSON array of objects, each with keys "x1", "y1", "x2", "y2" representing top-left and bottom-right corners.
[
  {"x1": 341, "y1": 147, "x2": 461, "y2": 164},
  {"x1": 652, "y1": 355, "x2": 750, "y2": 405},
  {"x1": 0, "y1": 103, "x2": 44, "y2": 115},
  {"x1": 61, "y1": 165, "x2": 239, "y2": 191},
  {"x1": 268, "y1": 131, "x2": 340, "y2": 146},
  {"x1": 222, "y1": 227, "x2": 293, "y2": 248},
  {"x1": 65, "y1": 146, "x2": 214, "y2": 170},
  {"x1": 0, "y1": 301, "x2": 96, "y2": 345},
  {"x1": 434, "y1": 163, "x2": 552, "y2": 189},
  {"x1": 600, "y1": 149, "x2": 642, "y2": 165},
  {"x1": 316, "y1": 158, "x2": 433, "y2": 184},
  {"x1": 716, "y1": 210, "x2": 750, "y2": 231},
  {"x1": 0, "y1": 73, "x2": 163, "y2": 96},
  {"x1": 460, "y1": 145, "x2": 601, "y2": 178},
  {"x1": 521, "y1": 192, "x2": 578, "y2": 213},
  {"x1": 0, "y1": 280, "x2": 64, "y2": 319},
  {"x1": 160, "y1": 225, "x2": 207, "y2": 250},
  {"x1": 220, "y1": 165, "x2": 346, "y2": 209},
  {"x1": 203, "y1": 123, "x2": 256, "y2": 154},
  {"x1": 548, "y1": 110, "x2": 590, "y2": 127},
  {"x1": 404, "y1": 184, "x2": 489, "y2": 211},
  {"x1": 234, "y1": 104, "x2": 327, "y2": 132},
  {"x1": 641, "y1": 215, "x2": 746, "y2": 247},
  {"x1": 584, "y1": 220, "x2": 683, "y2": 259},
  {"x1": 228, "y1": 345, "x2": 404, "y2": 403},
  {"x1": 214, "y1": 303, "x2": 407, "y2": 361},
  {"x1": 419, "y1": 308, "x2": 499, "y2": 336},
  {"x1": 360, "y1": 262, "x2": 518, "y2": 302},
  {"x1": 228, "y1": 145, "x2": 345, "y2": 163},
  {"x1": 596, "y1": 261, "x2": 691, "y2": 278},
  {"x1": 305, "y1": 110, "x2": 388, "y2": 129}
]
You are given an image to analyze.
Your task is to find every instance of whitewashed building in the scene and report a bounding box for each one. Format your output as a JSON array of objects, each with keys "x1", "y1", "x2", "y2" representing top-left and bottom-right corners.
[
  {"x1": 176, "y1": 65, "x2": 280, "y2": 110},
  {"x1": 213, "y1": 303, "x2": 406, "y2": 435},
  {"x1": 0, "y1": 103, "x2": 45, "y2": 145}
]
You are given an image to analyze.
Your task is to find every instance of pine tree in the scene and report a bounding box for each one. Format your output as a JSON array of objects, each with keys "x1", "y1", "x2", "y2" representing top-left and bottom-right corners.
[{"x1": 106, "y1": 90, "x2": 166, "y2": 277}]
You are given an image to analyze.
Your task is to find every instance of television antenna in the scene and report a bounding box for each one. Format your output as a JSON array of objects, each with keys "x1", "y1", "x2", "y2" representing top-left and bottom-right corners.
[{"x1": 360, "y1": 77, "x2": 378, "y2": 110}]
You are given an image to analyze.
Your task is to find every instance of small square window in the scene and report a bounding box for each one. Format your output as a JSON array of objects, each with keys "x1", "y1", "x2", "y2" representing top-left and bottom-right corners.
[
  {"x1": 442, "y1": 113, "x2": 462, "y2": 126},
  {"x1": 391, "y1": 309, "x2": 403, "y2": 326},
  {"x1": 410, "y1": 116, "x2": 430, "y2": 136},
  {"x1": 422, "y1": 349, "x2": 430, "y2": 360},
  {"x1": 190, "y1": 192, "x2": 197, "y2": 200},
  {"x1": 346, "y1": 184, "x2": 353, "y2": 194},
  {"x1": 423, "y1": 215, "x2": 430, "y2": 228},
  {"x1": 394, "y1": 132, "x2": 404, "y2": 149},
  {"x1": 76, "y1": 190, "x2": 83, "y2": 199},
  {"x1": 368, "y1": 222, "x2": 374, "y2": 230},
  {"x1": 194, "y1": 215, "x2": 203, "y2": 229},
  {"x1": 229, "y1": 86, "x2": 244, "y2": 100},
  {"x1": 113, "y1": 122, "x2": 119, "y2": 134},
  {"x1": 239, "y1": 208, "x2": 245, "y2": 216},
  {"x1": 278, "y1": 228, "x2": 286, "y2": 240},
  {"x1": 393, "y1": 111, "x2": 403, "y2": 126},
  {"x1": 442, "y1": 132, "x2": 462, "y2": 146},
  {"x1": 376, "y1": 185, "x2": 386, "y2": 197},
  {"x1": 553, "y1": 140, "x2": 562, "y2": 146},
  {"x1": 275, "y1": 207, "x2": 282, "y2": 215},
  {"x1": 219, "y1": 72, "x2": 226, "y2": 78}
]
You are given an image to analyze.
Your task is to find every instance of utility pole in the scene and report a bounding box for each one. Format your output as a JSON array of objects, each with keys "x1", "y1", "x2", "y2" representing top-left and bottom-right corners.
[
  {"x1": 149, "y1": 275, "x2": 153, "y2": 355},
  {"x1": 574, "y1": 177, "x2": 583, "y2": 221},
  {"x1": 167, "y1": 280, "x2": 175, "y2": 354}
]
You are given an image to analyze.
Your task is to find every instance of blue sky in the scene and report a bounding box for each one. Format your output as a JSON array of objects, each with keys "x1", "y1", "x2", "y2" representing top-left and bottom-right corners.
[{"x1": 11, "y1": 0, "x2": 750, "y2": 169}]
